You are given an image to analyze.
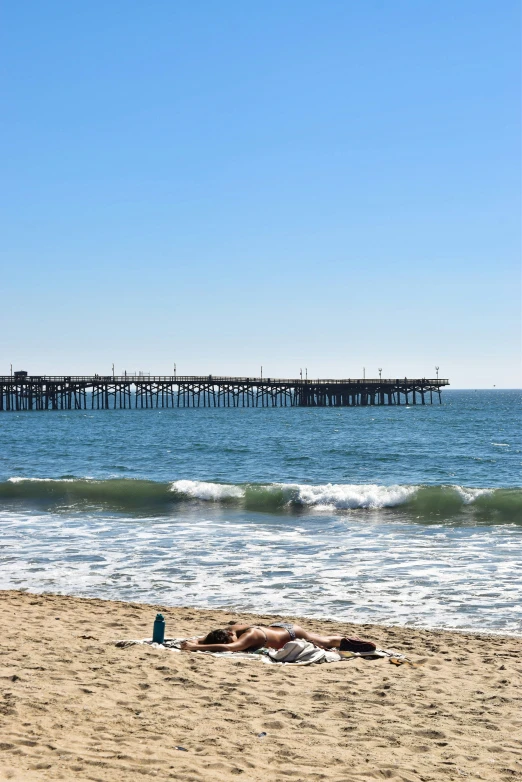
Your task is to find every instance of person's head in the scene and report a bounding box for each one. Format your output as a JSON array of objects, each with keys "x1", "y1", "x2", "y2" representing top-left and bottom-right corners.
[{"x1": 204, "y1": 628, "x2": 235, "y2": 644}]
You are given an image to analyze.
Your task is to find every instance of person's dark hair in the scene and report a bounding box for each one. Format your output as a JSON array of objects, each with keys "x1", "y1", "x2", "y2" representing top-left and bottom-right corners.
[{"x1": 204, "y1": 628, "x2": 232, "y2": 644}]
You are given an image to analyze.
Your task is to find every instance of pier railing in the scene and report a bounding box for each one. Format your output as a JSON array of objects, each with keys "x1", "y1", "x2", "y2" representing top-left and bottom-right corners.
[{"x1": 0, "y1": 375, "x2": 449, "y2": 385}]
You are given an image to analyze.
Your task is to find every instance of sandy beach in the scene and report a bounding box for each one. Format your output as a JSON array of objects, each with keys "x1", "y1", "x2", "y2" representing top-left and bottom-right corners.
[{"x1": 0, "y1": 590, "x2": 520, "y2": 782}]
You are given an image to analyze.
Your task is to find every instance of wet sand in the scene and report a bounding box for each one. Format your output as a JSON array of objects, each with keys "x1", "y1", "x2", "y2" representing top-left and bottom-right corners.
[{"x1": 0, "y1": 590, "x2": 520, "y2": 781}]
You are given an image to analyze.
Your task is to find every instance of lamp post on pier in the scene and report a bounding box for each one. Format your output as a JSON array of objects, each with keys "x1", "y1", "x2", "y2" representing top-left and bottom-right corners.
[
  {"x1": 378, "y1": 368, "x2": 382, "y2": 381},
  {"x1": 435, "y1": 366, "x2": 439, "y2": 381}
]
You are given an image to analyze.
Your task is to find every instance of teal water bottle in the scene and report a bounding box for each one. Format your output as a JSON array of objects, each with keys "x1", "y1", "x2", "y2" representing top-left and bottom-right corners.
[{"x1": 152, "y1": 613, "x2": 165, "y2": 644}]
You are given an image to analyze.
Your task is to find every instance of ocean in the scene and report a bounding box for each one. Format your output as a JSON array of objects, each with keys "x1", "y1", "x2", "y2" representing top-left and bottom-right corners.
[{"x1": 0, "y1": 389, "x2": 520, "y2": 635}]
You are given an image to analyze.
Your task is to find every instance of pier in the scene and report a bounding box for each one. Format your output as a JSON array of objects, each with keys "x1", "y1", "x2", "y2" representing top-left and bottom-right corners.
[{"x1": 0, "y1": 374, "x2": 449, "y2": 411}]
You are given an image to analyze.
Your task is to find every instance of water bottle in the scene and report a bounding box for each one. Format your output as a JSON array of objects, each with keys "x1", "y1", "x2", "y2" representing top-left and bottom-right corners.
[{"x1": 152, "y1": 613, "x2": 165, "y2": 644}]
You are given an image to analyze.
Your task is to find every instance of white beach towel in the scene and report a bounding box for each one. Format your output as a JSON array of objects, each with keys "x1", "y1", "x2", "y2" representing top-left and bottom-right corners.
[{"x1": 114, "y1": 637, "x2": 400, "y2": 664}]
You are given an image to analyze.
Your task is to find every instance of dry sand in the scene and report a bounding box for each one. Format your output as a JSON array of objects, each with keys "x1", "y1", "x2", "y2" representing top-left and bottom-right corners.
[{"x1": 0, "y1": 590, "x2": 520, "y2": 782}]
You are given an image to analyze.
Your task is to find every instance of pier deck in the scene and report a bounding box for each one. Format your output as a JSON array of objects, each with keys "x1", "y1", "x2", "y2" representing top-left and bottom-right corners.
[{"x1": 0, "y1": 375, "x2": 449, "y2": 411}]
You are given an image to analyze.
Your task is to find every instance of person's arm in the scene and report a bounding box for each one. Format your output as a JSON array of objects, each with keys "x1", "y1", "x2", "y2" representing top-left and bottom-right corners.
[
  {"x1": 181, "y1": 641, "x2": 234, "y2": 652},
  {"x1": 181, "y1": 629, "x2": 259, "y2": 653}
]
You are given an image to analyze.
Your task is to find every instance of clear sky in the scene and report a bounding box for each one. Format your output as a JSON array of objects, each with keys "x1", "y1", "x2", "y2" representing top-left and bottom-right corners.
[{"x1": 1, "y1": 1, "x2": 520, "y2": 387}]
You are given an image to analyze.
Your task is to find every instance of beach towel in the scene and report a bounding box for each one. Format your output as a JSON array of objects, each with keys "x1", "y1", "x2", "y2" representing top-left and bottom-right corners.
[
  {"x1": 114, "y1": 637, "x2": 401, "y2": 664},
  {"x1": 115, "y1": 637, "x2": 265, "y2": 660}
]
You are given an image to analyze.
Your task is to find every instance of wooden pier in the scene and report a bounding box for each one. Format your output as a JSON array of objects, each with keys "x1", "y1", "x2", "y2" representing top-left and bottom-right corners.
[{"x1": 0, "y1": 374, "x2": 449, "y2": 411}]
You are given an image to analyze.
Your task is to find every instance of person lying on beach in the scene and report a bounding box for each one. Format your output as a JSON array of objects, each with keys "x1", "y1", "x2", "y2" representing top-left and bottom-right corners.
[{"x1": 180, "y1": 622, "x2": 376, "y2": 653}]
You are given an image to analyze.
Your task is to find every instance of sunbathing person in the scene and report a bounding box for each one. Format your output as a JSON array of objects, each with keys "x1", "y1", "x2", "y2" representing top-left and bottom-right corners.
[{"x1": 180, "y1": 621, "x2": 376, "y2": 653}]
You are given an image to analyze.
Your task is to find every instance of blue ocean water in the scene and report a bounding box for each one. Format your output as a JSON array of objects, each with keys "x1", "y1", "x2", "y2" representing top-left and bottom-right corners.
[{"x1": 0, "y1": 390, "x2": 520, "y2": 634}]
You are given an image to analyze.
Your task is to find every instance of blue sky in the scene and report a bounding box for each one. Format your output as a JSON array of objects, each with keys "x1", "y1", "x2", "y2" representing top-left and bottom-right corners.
[{"x1": 1, "y1": 1, "x2": 520, "y2": 386}]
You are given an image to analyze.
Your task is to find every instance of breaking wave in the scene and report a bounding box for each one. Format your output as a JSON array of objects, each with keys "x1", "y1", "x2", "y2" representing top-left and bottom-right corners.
[{"x1": 0, "y1": 477, "x2": 520, "y2": 521}]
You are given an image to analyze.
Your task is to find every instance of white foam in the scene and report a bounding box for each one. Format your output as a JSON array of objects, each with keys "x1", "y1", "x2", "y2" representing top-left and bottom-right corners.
[
  {"x1": 168, "y1": 480, "x2": 418, "y2": 509},
  {"x1": 289, "y1": 483, "x2": 418, "y2": 510},
  {"x1": 170, "y1": 480, "x2": 244, "y2": 501},
  {"x1": 1, "y1": 505, "x2": 520, "y2": 636},
  {"x1": 453, "y1": 486, "x2": 493, "y2": 505},
  {"x1": 7, "y1": 476, "x2": 77, "y2": 483}
]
